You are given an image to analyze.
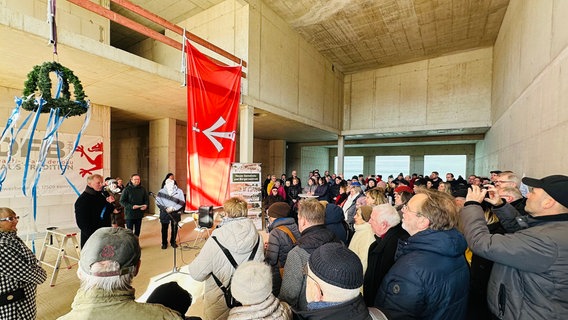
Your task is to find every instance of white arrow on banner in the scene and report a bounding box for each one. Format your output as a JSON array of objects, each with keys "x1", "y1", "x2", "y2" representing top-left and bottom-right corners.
[{"x1": 192, "y1": 117, "x2": 235, "y2": 152}]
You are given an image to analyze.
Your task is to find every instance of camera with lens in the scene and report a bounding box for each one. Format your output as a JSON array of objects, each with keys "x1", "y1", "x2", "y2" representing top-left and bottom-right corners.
[{"x1": 101, "y1": 190, "x2": 111, "y2": 198}]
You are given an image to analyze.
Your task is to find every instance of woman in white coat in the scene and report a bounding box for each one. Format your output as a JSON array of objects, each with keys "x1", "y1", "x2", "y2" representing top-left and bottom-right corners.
[{"x1": 188, "y1": 197, "x2": 264, "y2": 320}]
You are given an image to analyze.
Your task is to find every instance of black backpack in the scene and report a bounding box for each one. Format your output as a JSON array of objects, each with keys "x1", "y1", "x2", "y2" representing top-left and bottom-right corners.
[{"x1": 210, "y1": 235, "x2": 260, "y2": 308}]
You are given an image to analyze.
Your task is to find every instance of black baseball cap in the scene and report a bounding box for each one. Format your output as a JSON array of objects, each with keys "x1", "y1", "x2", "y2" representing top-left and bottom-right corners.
[{"x1": 522, "y1": 175, "x2": 568, "y2": 208}]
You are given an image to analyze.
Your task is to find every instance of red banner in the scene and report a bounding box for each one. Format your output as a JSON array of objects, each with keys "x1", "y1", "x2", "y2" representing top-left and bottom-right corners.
[{"x1": 185, "y1": 41, "x2": 242, "y2": 211}]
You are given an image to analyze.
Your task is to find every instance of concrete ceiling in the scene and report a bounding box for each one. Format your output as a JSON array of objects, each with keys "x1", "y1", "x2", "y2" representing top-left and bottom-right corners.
[{"x1": 0, "y1": 0, "x2": 509, "y2": 145}]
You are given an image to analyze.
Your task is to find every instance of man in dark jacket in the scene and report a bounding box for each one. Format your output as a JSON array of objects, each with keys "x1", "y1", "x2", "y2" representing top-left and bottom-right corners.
[
  {"x1": 364, "y1": 204, "x2": 409, "y2": 307},
  {"x1": 120, "y1": 173, "x2": 148, "y2": 236},
  {"x1": 376, "y1": 188, "x2": 469, "y2": 319},
  {"x1": 75, "y1": 174, "x2": 114, "y2": 247},
  {"x1": 293, "y1": 242, "x2": 380, "y2": 320},
  {"x1": 461, "y1": 176, "x2": 568, "y2": 320},
  {"x1": 279, "y1": 199, "x2": 339, "y2": 311}
]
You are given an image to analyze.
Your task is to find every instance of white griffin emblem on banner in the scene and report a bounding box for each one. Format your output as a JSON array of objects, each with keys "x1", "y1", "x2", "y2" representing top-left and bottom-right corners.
[{"x1": 192, "y1": 117, "x2": 235, "y2": 152}]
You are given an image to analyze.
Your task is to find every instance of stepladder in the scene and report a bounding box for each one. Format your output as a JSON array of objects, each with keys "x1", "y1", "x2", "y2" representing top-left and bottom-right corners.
[{"x1": 38, "y1": 228, "x2": 81, "y2": 287}]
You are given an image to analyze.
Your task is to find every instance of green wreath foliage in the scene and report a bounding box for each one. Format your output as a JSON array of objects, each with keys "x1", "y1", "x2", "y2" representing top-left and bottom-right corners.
[{"x1": 22, "y1": 61, "x2": 88, "y2": 117}]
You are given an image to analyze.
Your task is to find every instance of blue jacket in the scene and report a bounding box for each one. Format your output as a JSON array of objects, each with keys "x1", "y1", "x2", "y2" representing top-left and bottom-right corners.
[{"x1": 376, "y1": 228, "x2": 469, "y2": 320}]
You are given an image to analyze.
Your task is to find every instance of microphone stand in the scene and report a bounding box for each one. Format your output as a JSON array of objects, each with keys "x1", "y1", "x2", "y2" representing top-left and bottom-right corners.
[{"x1": 149, "y1": 191, "x2": 190, "y2": 280}]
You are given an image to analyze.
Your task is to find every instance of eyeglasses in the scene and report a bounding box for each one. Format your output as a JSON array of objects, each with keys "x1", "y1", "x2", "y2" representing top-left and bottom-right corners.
[
  {"x1": 402, "y1": 204, "x2": 421, "y2": 217},
  {"x1": 0, "y1": 216, "x2": 19, "y2": 222},
  {"x1": 303, "y1": 264, "x2": 323, "y2": 296}
]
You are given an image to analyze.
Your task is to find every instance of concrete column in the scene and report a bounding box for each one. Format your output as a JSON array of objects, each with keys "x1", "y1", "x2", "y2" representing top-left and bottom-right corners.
[
  {"x1": 149, "y1": 118, "x2": 176, "y2": 212},
  {"x1": 337, "y1": 135, "x2": 345, "y2": 177},
  {"x1": 239, "y1": 104, "x2": 254, "y2": 163}
]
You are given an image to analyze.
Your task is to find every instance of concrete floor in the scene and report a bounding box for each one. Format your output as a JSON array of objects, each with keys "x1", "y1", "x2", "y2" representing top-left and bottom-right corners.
[{"x1": 35, "y1": 216, "x2": 210, "y2": 319}]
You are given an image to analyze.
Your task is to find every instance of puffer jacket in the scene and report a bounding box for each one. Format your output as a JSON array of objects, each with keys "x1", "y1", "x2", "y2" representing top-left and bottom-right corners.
[
  {"x1": 376, "y1": 228, "x2": 469, "y2": 320},
  {"x1": 461, "y1": 203, "x2": 568, "y2": 320},
  {"x1": 188, "y1": 218, "x2": 264, "y2": 320},
  {"x1": 228, "y1": 294, "x2": 292, "y2": 320},
  {"x1": 57, "y1": 287, "x2": 182, "y2": 320},
  {"x1": 266, "y1": 217, "x2": 301, "y2": 295},
  {"x1": 279, "y1": 225, "x2": 339, "y2": 311}
]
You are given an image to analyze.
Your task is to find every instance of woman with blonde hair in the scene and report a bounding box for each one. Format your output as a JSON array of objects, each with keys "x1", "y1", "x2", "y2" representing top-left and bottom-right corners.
[
  {"x1": 365, "y1": 188, "x2": 388, "y2": 206},
  {"x1": 188, "y1": 197, "x2": 264, "y2": 320},
  {"x1": 438, "y1": 182, "x2": 453, "y2": 196}
]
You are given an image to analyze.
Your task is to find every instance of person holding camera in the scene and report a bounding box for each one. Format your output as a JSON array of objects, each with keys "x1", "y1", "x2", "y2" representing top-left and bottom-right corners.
[{"x1": 75, "y1": 174, "x2": 115, "y2": 247}]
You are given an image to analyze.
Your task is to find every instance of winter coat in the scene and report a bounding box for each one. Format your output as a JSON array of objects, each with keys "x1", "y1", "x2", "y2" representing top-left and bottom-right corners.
[
  {"x1": 348, "y1": 223, "x2": 375, "y2": 276},
  {"x1": 228, "y1": 294, "x2": 292, "y2": 320},
  {"x1": 156, "y1": 186, "x2": 185, "y2": 224},
  {"x1": 324, "y1": 204, "x2": 349, "y2": 244},
  {"x1": 279, "y1": 225, "x2": 339, "y2": 311},
  {"x1": 266, "y1": 217, "x2": 301, "y2": 296},
  {"x1": 57, "y1": 287, "x2": 182, "y2": 320},
  {"x1": 363, "y1": 223, "x2": 409, "y2": 307},
  {"x1": 120, "y1": 184, "x2": 149, "y2": 220},
  {"x1": 75, "y1": 185, "x2": 114, "y2": 247},
  {"x1": 188, "y1": 218, "x2": 264, "y2": 320},
  {"x1": 376, "y1": 228, "x2": 469, "y2": 320},
  {"x1": 293, "y1": 295, "x2": 371, "y2": 320},
  {"x1": 287, "y1": 185, "x2": 302, "y2": 203},
  {"x1": 0, "y1": 231, "x2": 47, "y2": 320},
  {"x1": 461, "y1": 203, "x2": 568, "y2": 320},
  {"x1": 313, "y1": 184, "x2": 330, "y2": 202}
]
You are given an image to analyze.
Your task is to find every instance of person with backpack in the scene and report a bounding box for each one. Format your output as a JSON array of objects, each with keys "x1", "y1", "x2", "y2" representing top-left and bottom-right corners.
[
  {"x1": 279, "y1": 199, "x2": 340, "y2": 311},
  {"x1": 265, "y1": 202, "x2": 301, "y2": 296},
  {"x1": 188, "y1": 197, "x2": 264, "y2": 320}
]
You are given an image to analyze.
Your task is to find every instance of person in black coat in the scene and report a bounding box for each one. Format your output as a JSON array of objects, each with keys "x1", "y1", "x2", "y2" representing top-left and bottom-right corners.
[
  {"x1": 364, "y1": 205, "x2": 409, "y2": 307},
  {"x1": 75, "y1": 174, "x2": 114, "y2": 247}
]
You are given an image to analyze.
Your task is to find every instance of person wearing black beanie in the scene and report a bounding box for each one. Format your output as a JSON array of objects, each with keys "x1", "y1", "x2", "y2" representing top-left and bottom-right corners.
[{"x1": 292, "y1": 243, "x2": 387, "y2": 320}]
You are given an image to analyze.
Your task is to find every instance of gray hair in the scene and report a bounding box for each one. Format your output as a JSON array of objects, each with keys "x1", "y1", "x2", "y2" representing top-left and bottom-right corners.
[
  {"x1": 373, "y1": 204, "x2": 400, "y2": 227},
  {"x1": 77, "y1": 261, "x2": 135, "y2": 292}
]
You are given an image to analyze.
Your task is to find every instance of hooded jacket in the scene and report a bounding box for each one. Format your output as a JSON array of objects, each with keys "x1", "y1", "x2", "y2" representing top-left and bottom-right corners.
[
  {"x1": 324, "y1": 204, "x2": 349, "y2": 244},
  {"x1": 376, "y1": 228, "x2": 469, "y2": 320},
  {"x1": 188, "y1": 218, "x2": 264, "y2": 320}
]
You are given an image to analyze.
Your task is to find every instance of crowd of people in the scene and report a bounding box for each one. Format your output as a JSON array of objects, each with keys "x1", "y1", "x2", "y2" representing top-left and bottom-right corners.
[{"x1": 2, "y1": 168, "x2": 567, "y2": 320}]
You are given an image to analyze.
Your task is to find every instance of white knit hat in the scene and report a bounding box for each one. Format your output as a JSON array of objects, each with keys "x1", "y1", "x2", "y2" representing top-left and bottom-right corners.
[{"x1": 231, "y1": 260, "x2": 272, "y2": 305}]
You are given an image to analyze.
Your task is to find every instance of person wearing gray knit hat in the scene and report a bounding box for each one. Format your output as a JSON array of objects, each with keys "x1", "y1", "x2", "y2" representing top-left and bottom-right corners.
[
  {"x1": 228, "y1": 261, "x2": 292, "y2": 319},
  {"x1": 292, "y1": 243, "x2": 381, "y2": 320}
]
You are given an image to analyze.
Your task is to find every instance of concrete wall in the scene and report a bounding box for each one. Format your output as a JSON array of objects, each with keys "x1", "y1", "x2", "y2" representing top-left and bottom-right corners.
[
  {"x1": 131, "y1": 0, "x2": 249, "y2": 90},
  {"x1": 344, "y1": 48, "x2": 492, "y2": 134},
  {"x1": 2, "y1": 0, "x2": 111, "y2": 44},
  {"x1": 244, "y1": 0, "x2": 343, "y2": 134},
  {"x1": 476, "y1": 0, "x2": 568, "y2": 176},
  {"x1": 0, "y1": 86, "x2": 111, "y2": 231}
]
